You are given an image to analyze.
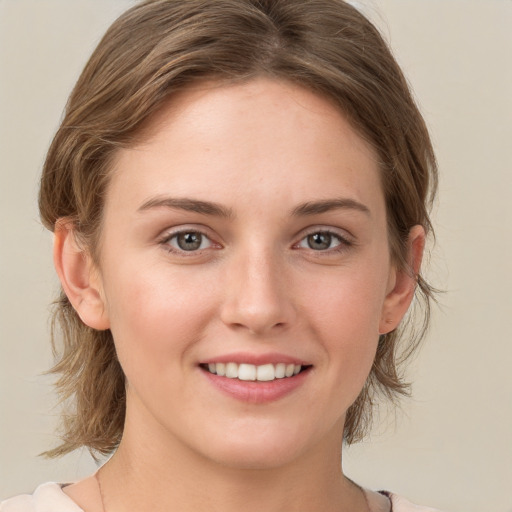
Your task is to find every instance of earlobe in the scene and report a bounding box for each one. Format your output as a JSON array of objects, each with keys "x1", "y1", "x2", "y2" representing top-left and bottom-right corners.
[
  {"x1": 53, "y1": 219, "x2": 110, "y2": 331},
  {"x1": 379, "y1": 225, "x2": 425, "y2": 334}
]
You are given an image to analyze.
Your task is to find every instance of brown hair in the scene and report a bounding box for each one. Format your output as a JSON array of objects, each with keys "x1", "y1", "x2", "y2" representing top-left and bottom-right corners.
[{"x1": 39, "y1": 0, "x2": 437, "y2": 457}]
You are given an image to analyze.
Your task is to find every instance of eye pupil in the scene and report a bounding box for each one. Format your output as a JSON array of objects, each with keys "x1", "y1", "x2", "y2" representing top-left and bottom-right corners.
[
  {"x1": 177, "y1": 232, "x2": 202, "y2": 251},
  {"x1": 307, "y1": 232, "x2": 331, "y2": 250}
]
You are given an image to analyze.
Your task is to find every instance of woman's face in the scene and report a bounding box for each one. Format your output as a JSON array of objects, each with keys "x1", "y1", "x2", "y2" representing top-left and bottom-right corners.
[{"x1": 77, "y1": 78, "x2": 417, "y2": 469}]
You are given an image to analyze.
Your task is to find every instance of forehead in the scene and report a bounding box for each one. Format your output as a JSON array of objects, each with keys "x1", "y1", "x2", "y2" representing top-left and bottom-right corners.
[{"x1": 107, "y1": 78, "x2": 383, "y2": 216}]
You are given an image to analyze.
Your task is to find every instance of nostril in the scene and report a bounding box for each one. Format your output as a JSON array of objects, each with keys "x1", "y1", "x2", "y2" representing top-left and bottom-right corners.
[{"x1": 219, "y1": 278, "x2": 296, "y2": 334}]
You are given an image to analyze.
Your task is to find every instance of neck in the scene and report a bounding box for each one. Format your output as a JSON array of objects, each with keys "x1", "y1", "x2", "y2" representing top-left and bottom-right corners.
[{"x1": 99, "y1": 415, "x2": 367, "y2": 512}]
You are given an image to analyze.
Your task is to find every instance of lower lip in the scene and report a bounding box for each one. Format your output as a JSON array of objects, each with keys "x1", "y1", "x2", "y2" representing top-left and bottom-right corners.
[{"x1": 201, "y1": 367, "x2": 311, "y2": 404}]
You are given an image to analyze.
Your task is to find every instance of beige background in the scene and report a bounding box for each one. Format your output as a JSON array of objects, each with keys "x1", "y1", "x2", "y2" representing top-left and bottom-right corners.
[{"x1": 0, "y1": 1, "x2": 511, "y2": 511}]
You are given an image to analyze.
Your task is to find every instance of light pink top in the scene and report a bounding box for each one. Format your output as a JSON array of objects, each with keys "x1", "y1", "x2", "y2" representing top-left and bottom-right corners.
[{"x1": 1, "y1": 482, "x2": 444, "y2": 512}]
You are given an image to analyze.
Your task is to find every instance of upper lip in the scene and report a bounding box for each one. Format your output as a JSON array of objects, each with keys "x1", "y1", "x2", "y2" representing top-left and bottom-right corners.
[{"x1": 199, "y1": 352, "x2": 310, "y2": 366}]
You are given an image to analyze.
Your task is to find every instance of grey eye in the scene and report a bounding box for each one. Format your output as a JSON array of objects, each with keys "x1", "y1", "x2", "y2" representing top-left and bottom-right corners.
[
  {"x1": 172, "y1": 232, "x2": 210, "y2": 251},
  {"x1": 308, "y1": 232, "x2": 332, "y2": 250},
  {"x1": 298, "y1": 232, "x2": 342, "y2": 251}
]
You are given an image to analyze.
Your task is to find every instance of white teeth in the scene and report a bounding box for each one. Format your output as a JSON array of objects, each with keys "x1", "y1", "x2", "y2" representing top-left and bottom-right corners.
[
  {"x1": 216, "y1": 362, "x2": 226, "y2": 376},
  {"x1": 275, "y1": 363, "x2": 286, "y2": 379},
  {"x1": 256, "y1": 364, "x2": 275, "y2": 381},
  {"x1": 225, "y1": 362, "x2": 238, "y2": 378},
  {"x1": 205, "y1": 362, "x2": 305, "y2": 381},
  {"x1": 238, "y1": 363, "x2": 256, "y2": 381}
]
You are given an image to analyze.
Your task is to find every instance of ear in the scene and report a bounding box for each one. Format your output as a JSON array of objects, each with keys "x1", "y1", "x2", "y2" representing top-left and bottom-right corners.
[
  {"x1": 379, "y1": 225, "x2": 425, "y2": 334},
  {"x1": 53, "y1": 219, "x2": 110, "y2": 330}
]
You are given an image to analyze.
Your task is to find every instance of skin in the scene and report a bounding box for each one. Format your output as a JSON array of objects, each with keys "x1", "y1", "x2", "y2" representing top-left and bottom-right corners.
[{"x1": 55, "y1": 78, "x2": 424, "y2": 512}]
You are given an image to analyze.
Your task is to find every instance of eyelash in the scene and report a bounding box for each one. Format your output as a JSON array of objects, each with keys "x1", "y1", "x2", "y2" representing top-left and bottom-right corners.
[
  {"x1": 158, "y1": 228, "x2": 352, "y2": 256},
  {"x1": 158, "y1": 229, "x2": 218, "y2": 256},
  {"x1": 294, "y1": 229, "x2": 352, "y2": 254}
]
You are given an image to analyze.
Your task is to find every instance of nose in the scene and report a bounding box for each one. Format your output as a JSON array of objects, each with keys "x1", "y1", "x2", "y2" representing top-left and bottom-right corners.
[{"x1": 219, "y1": 248, "x2": 296, "y2": 336}]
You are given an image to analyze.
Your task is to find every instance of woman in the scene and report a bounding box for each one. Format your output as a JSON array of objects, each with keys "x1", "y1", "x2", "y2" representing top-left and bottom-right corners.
[{"x1": 1, "y1": 1, "x2": 440, "y2": 511}]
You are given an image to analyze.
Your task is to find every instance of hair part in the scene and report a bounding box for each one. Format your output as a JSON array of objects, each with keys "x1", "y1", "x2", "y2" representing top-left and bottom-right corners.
[{"x1": 40, "y1": 0, "x2": 437, "y2": 457}]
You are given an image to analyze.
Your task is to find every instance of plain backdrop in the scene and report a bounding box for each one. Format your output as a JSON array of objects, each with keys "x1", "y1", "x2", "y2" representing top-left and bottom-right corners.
[{"x1": 0, "y1": 1, "x2": 511, "y2": 511}]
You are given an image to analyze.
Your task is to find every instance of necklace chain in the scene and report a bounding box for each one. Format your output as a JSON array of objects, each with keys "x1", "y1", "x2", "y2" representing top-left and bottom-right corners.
[
  {"x1": 361, "y1": 486, "x2": 372, "y2": 512},
  {"x1": 95, "y1": 469, "x2": 107, "y2": 512}
]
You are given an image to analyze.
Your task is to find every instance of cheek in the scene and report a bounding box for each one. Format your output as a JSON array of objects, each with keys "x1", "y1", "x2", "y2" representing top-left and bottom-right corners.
[
  {"x1": 299, "y1": 263, "x2": 389, "y2": 385},
  {"x1": 101, "y1": 261, "x2": 218, "y2": 372},
  {"x1": 303, "y1": 264, "x2": 389, "y2": 338}
]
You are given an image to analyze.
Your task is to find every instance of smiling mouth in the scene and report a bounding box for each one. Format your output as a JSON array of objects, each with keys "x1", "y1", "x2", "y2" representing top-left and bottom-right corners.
[{"x1": 200, "y1": 362, "x2": 311, "y2": 382}]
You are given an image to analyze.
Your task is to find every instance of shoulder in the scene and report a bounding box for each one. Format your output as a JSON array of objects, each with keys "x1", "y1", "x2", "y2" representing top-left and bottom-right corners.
[
  {"x1": 1, "y1": 483, "x2": 84, "y2": 512},
  {"x1": 363, "y1": 489, "x2": 445, "y2": 512},
  {"x1": 384, "y1": 491, "x2": 445, "y2": 512}
]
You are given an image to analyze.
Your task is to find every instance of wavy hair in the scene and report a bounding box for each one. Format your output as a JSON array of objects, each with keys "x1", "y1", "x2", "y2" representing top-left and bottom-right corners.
[{"x1": 39, "y1": 0, "x2": 437, "y2": 457}]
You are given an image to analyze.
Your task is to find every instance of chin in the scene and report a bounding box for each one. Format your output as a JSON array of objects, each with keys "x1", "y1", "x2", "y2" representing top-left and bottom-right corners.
[{"x1": 191, "y1": 419, "x2": 327, "y2": 471}]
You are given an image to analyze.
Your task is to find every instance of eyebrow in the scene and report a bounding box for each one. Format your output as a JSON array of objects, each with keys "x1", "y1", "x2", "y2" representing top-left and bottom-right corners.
[
  {"x1": 137, "y1": 196, "x2": 234, "y2": 218},
  {"x1": 291, "y1": 198, "x2": 371, "y2": 217},
  {"x1": 137, "y1": 196, "x2": 370, "y2": 219}
]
